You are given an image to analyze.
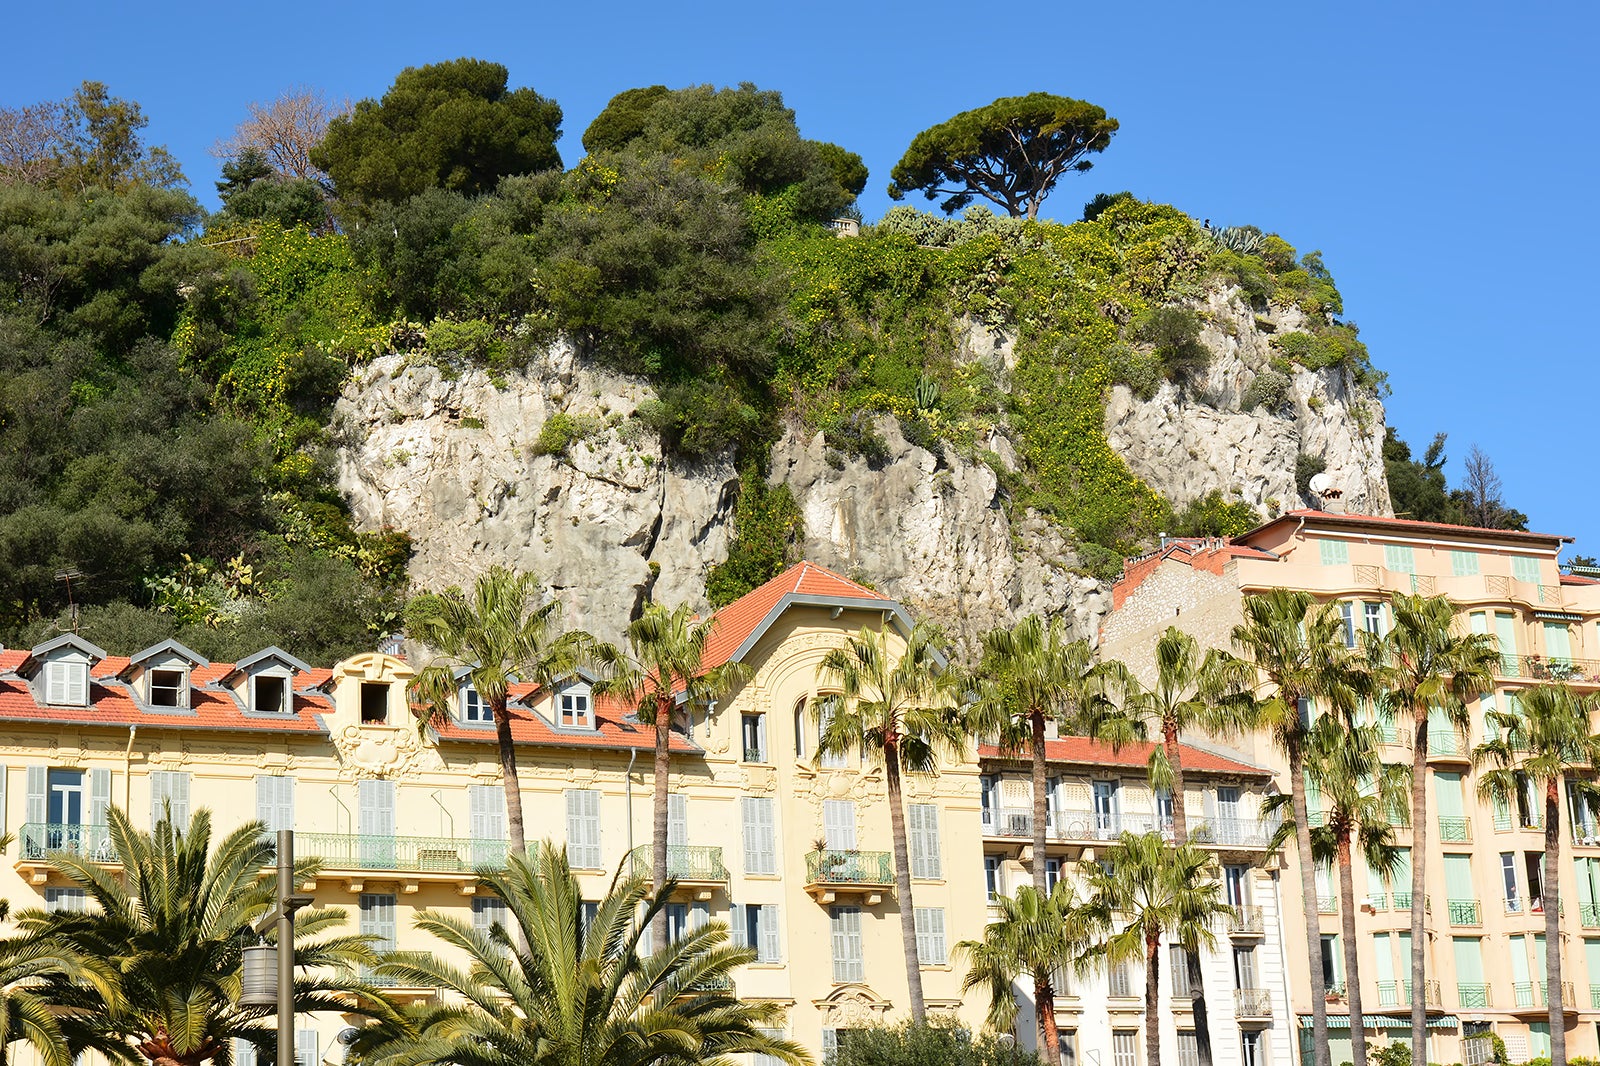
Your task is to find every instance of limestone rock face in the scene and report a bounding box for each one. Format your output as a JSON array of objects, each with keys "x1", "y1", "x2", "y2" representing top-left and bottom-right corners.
[
  {"x1": 332, "y1": 347, "x2": 738, "y2": 641},
  {"x1": 1104, "y1": 288, "x2": 1392, "y2": 519}
]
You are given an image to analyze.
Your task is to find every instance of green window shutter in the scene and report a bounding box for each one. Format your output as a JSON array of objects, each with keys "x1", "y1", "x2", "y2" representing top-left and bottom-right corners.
[
  {"x1": 1545, "y1": 622, "x2": 1573, "y2": 662},
  {"x1": 1452, "y1": 551, "x2": 1480, "y2": 577},
  {"x1": 1371, "y1": 932, "x2": 1394, "y2": 983},
  {"x1": 1384, "y1": 544, "x2": 1416, "y2": 573},
  {"x1": 1434, "y1": 772, "x2": 1465, "y2": 820},
  {"x1": 1513, "y1": 557, "x2": 1540, "y2": 584},
  {"x1": 1444, "y1": 854, "x2": 1474, "y2": 897},
  {"x1": 1319, "y1": 539, "x2": 1349, "y2": 566},
  {"x1": 1452, "y1": 937, "x2": 1484, "y2": 983}
]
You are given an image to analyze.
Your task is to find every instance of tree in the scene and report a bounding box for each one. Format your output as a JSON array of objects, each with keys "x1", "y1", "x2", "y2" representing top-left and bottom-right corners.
[
  {"x1": 15, "y1": 807, "x2": 384, "y2": 1066},
  {"x1": 815, "y1": 622, "x2": 965, "y2": 1021},
  {"x1": 1371, "y1": 593, "x2": 1498, "y2": 1057},
  {"x1": 1110, "y1": 627, "x2": 1252, "y2": 1066},
  {"x1": 969, "y1": 617, "x2": 1118, "y2": 897},
  {"x1": 214, "y1": 86, "x2": 347, "y2": 184},
  {"x1": 594, "y1": 601, "x2": 750, "y2": 951},
  {"x1": 313, "y1": 58, "x2": 562, "y2": 208},
  {"x1": 1269, "y1": 717, "x2": 1409, "y2": 1066},
  {"x1": 408, "y1": 567, "x2": 592, "y2": 857},
  {"x1": 958, "y1": 883, "x2": 1093, "y2": 1060},
  {"x1": 354, "y1": 842, "x2": 806, "y2": 1066},
  {"x1": 1383, "y1": 429, "x2": 1454, "y2": 524},
  {"x1": 0, "y1": 83, "x2": 184, "y2": 192},
  {"x1": 1452, "y1": 444, "x2": 1528, "y2": 531},
  {"x1": 1475, "y1": 684, "x2": 1600, "y2": 1066},
  {"x1": 0, "y1": 100, "x2": 74, "y2": 185},
  {"x1": 1080, "y1": 834, "x2": 1231, "y2": 1066},
  {"x1": 212, "y1": 148, "x2": 328, "y2": 230},
  {"x1": 888, "y1": 93, "x2": 1118, "y2": 220},
  {"x1": 1226, "y1": 588, "x2": 1368, "y2": 1066},
  {"x1": 0, "y1": 835, "x2": 73, "y2": 1066}
]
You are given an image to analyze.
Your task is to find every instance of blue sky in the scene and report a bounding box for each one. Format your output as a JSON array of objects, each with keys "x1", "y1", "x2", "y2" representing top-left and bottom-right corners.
[{"x1": 7, "y1": 0, "x2": 1597, "y2": 551}]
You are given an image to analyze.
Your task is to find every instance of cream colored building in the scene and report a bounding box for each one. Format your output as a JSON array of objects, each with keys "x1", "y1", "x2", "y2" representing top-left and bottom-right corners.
[
  {"x1": 1101, "y1": 508, "x2": 1600, "y2": 1066},
  {"x1": 0, "y1": 562, "x2": 989, "y2": 1063}
]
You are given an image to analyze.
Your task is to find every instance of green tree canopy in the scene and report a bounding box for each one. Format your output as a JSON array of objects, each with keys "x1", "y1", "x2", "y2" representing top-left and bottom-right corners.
[
  {"x1": 0, "y1": 82, "x2": 184, "y2": 193},
  {"x1": 888, "y1": 93, "x2": 1118, "y2": 220},
  {"x1": 313, "y1": 58, "x2": 562, "y2": 208}
]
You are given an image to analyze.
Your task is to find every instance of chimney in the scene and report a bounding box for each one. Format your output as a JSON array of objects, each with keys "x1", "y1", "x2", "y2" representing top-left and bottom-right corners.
[{"x1": 1323, "y1": 488, "x2": 1347, "y2": 515}]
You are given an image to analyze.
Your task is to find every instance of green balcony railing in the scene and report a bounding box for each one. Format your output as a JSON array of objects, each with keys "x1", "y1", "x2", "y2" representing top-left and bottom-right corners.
[
  {"x1": 362, "y1": 951, "x2": 434, "y2": 988},
  {"x1": 626, "y1": 845, "x2": 728, "y2": 883},
  {"x1": 1377, "y1": 979, "x2": 1440, "y2": 1008},
  {"x1": 297, "y1": 833, "x2": 507, "y2": 873},
  {"x1": 1438, "y1": 816, "x2": 1472, "y2": 843},
  {"x1": 1447, "y1": 898, "x2": 1482, "y2": 926},
  {"x1": 1458, "y1": 983, "x2": 1492, "y2": 1008},
  {"x1": 1316, "y1": 895, "x2": 1337, "y2": 914},
  {"x1": 1591, "y1": 984, "x2": 1600, "y2": 1010},
  {"x1": 1428, "y1": 729, "x2": 1469, "y2": 757},
  {"x1": 19, "y1": 822, "x2": 114, "y2": 862},
  {"x1": 805, "y1": 849, "x2": 894, "y2": 886},
  {"x1": 1583, "y1": 903, "x2": 1600, "y2": 928}
]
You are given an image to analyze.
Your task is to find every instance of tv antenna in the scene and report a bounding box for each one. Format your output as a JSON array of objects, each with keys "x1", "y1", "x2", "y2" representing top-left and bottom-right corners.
[{"x1": 54, "y1": 567, "x2": 83, "y2": 632}]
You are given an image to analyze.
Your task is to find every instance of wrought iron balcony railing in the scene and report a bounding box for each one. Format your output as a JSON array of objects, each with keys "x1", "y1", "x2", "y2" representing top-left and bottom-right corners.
[
  {"x1": 626, "y1": 845, "x2": 728, "y2": 883},
  {"x1": 1235, "y1": 988, "x2": 1273, "y2": 1018},
  {"x1": 19, "y1": 822, "x2": 115, "y2": 862},
  {"x1": 1376, "y1": 979, "x2": 1441, "y2": 1008},
  {"x1": 1458, "y1": 983, "x2": 1492, "y2": 1008},
  {"x1": 1228, "y1": 905, "x2": 1265, "y2": 935},
  {"x1": 296, "y1": 833, "x2": 508, "y2": 874},
  {"x1": 1438, "y1": 816, "x2": 1472, "y2": 843},
  {"x1": 978, "y1": 806, "x2": 1273, "y2": 848},
  {"x1": 362, "y1": 951, "x2": 435, "y2": 988},
  {"x1": 1447, "y1": 898, "x2": 1482, "y2": 926},
  {"x1": 805, "y1": 849, "x2": 894, "y2": 886}
]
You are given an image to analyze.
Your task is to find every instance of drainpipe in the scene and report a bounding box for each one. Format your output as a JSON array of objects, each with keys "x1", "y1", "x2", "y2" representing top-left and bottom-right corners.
[
  {"x1": 122, "y1": 726, "x2": 138, "y2": 810},
  {"x1": 430, "y1": 790, "x2": 454, "y2": 839},
  {"x1": 329, "y1": 788, "x2": 352, "y2": 835}
]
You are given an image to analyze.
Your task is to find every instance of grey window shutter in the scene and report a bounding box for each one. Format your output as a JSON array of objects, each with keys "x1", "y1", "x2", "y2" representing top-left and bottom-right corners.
[
  {"x1": 760, "y1": 904, "x2": 781, "y2": 963},
  {"x1": 278, "y1": 776, "x2": 295, "y2": 833},
  {"x1": 294, "y1": 1028, "x2": 318, "y2": 1066},
  {"x1": 565, "y1": 790, "x2": 601, "y2": 868},
  {"x1": 89, "y1": 768, "x2": 111, "y2": 827},
  {"x1": 234, "y1": 1039, "x2": 257, "y2": 1066},
  {"x1": 691, "y1": 901, "x2": 709, "y2": 931},
  {"x1": 150, "y1": 772, "x2": 169, "y2": 828},
  {"x1": 470, "y1": 785, "x2": 505, "y2": 839},
  {"x1": 25, "y1": 766, "x2": 45, "y2": 826},
  {"x1": 823, "y1": 800, "x2": 856, "y2": 850},
  {"x1": 742, "y1": 797, "x2": 776, "y2": 875},
  {"x1": 730, "y1": 897, "x2": 747, "y2": 948},
  {"x1": 255, "y1": 776, "x2": 274, "y2": 831},
  {"x1": 910, "y1": 804, "x2": 940, "y2": 879},
  {"x1": 668, "y1": 793, "x2": 688, "y2": 847},
  {"x1": 359, "y1": 779, "x2": 396, "y2": 836}
]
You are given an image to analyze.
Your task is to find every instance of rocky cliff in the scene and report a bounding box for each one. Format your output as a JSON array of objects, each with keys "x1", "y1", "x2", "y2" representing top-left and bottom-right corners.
[{"x1": 333, "y1": 284, "x2": 1390, "y2": 648}]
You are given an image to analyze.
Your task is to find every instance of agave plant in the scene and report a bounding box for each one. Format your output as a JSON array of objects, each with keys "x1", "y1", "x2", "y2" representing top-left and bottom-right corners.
[{"x1": 1209, "y1": 226, "x2": 1264, "y2": 255}]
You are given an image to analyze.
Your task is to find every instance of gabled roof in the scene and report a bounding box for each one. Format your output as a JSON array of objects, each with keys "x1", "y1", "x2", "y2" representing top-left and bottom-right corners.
[
  {"x1": 225, "y1": 646, "x2": 311, "y2": 679},
  {"x1": 979, "y1": 736, "x2": 1272, "y2": 778},
  {"x1": 124, "y1": 639, "x2": 210, "y2": 675},
  {"x1": 700, "y1": 561, "x2": 906, "y2": 672},
  {"x1": 18, "y1": 633, "x2": 107, "y2": 676}
]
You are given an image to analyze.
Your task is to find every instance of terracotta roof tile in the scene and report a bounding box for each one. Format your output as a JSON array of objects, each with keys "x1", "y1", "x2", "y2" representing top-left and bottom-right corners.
[
  {"x1": 430, "y1": 686, "x2": 699, "y2": 753},
  {"x1": 979, "y1": 737, "x2": 1271, "y2": 777},
  {"x1": 702, "y1": 561, "x2": 890, "y2": 671}
]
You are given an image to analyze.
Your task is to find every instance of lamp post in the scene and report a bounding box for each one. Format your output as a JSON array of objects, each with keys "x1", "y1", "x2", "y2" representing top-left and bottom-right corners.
[{"x1": 242, "y1": 831, "x2": 315, "y2": 1066}]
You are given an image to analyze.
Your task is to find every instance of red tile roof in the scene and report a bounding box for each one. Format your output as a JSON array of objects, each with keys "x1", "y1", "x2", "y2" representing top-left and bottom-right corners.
[
  {"x1": 429, "y1": 683, "x2": 699, "y2": 753},
  {"x1": 701, "y1": 561, "x2": 891, "y2": 671},
  {"x1": 979, "y1": 736, "x2": 1271, "y2": 777}
]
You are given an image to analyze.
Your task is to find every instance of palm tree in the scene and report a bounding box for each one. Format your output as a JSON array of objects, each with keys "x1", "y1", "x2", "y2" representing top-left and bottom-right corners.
[
  {"x1": 353, "y1": 841, "x2": 807, "y2": 1066},
  {"x1": 1110, "y1": 626, "x2": 1252, "y2": 1066},
  {"x1": 0, "y1": 831, "x2": 73, "y2": 1066},
  {"x1": 594, "y1": 600, "x2": 750, "y2": 951},
  {"x1": 1474, "y1": 683, "x2": 1600, "y2": 1066},
  {"x1": 970, "y1": 616, "x2": 1121, "y2": 896},
  {"x1": 1227, "y1": 588, "x2": 1368, "y2": 1066},
  {"x1": 14, "y1": 807, "x2": 385, "y2": 1066},
  {"x1": 1080, "y1": 833, "x2": 1232, "y2": 1066},
  {"x1": 815, "y1": 621, "x2": 965, "y2": 1022},
  {"x1": 1371, "y1": 593, "x2": 1498, "y2": 1057},
  {"x1": 958, "y1": 883, "x2": 1094, "y2": 1060},
  {"x1": 409, "y1": 566, "x2": 593, "y2": 856},
  {"x1": 1266, "y1": 717, "x2": 1408, "y2": 1066}
]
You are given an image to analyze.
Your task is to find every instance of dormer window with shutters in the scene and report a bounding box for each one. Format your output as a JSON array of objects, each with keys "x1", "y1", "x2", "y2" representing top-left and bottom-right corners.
[
  {"x1": 45, "y1": 659, "x2": 90, "y2": 707},
  {"x1": 24, "y1": 635, "x2": 106, "y2": 709},
  {"x1": 556, "y1": 683, "x2": 594, "y2": 730}
]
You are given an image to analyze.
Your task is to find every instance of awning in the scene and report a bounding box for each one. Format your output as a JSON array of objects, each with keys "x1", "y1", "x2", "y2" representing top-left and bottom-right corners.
[
  {"x1": 1533, "y1": 611, "x2": 1584, "y2": 623},
  {"x1": 1300, "y1": 1015, "x2": 1458, "y2": 1030}
]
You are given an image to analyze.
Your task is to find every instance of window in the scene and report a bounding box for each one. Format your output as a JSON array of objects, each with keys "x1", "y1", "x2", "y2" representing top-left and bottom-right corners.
[
  {"x1": 823, "y1": 799, "x2": 857, "y2": 850},
  {"x1": 1059, "y1": 1031, "x2": 1078, "y2": 1066},
  {"x1": 1108, "y1": 961, "x2": 1134, "y2": 998},
  {"x1": 1092, "y1": 780, "x2": 1121, "y2": 838},
  {"x1": 909, "y1": 804, "x2": 941, "y2": 879},
  {"x1": 1045, "y1": 857, "x2": 1063, "y2": 894},
  {"x1": 294, "y1": 1027, "x2": 318, "y2": 1066},
  {"x1": 1512, "y1": 556, "x2": 1541, "y2": 584},
  {"x1": 914, "y1": 907, "x2": 946, "y2": 965},
  {"x1": 1339, "y1": 602, "x2": 1357, "y2": 648},
  {"x1": 1501, "y1": 852, "x2": 1521, "y2": 911},
  {"x1": 359, "y1": 893, "x2": 398, "y2": 953},
  {"x1": 830, "y1": 905, "x2": 864, "y2": 982},
  {"x1": 460, "y1": 685, "x2": 489, "y2": 723},
  {"x1": 357, "y1": 779, "x2": 396, "y2": 866},
  {"x1": 793, "y1": 698, "x2": 809, "y2": 759},
  {"x1": 469, "y1": 785, "x2": 506, "y2": 864},
  {"x1": 1240, "y1": 1032, "x2": 1263, "y2": 1066},
  {"x1": 1526, "y1": 851, "x2": 1544, "y2": 905},
  {"x1": 148, "y1": 668, "x2": 186, "y2": 707},
  {"x1": 1363, "y1": 602, "x2": 1386, "y2": 636},
  {"x1": 1234, "y1": 945, "x2": 1258, "y2": 989},
  {"x1": 1177, "y1": 1032, "x2": 1200, "y2": 1066},
  {"x1": 45, "y1": 888, "x2": 85, "y2": 913},
  {"x1": 742, "y1": 713, "x2": 767, "y2": 762},
  {"x1": 255, "y1": 775, "x2": 295, "y2": 834},
  {"x1": 668, "y1": 792, "x2": 688, "y2": 848},
  {"x1": 1453, "y1": 550, "x2": 1480, "y2": 577},
  {"x1": 753, "y1": 1030, "x2": 787, "y2": 1066},
  {"x1": 565, "y1": 790, "x2": 601, "y2": 869},
  {"x1": 1319, "y1": 539, "x2": 1349, "y2": 566},
  {"x1": 1113, "y1": 1031, "x2": 1138, "y2": 1066},
  {"x1": 558, "y1": 689, "x2": 593, "y2": 729},
  {"x1": 44, "y1": 659, "x2": 88, "y2": 706},
  {"x1": 472, "y1": 896, "x2": 507, "y2": 934},
  {"x1": 741, "y1": 797, "x2": 778, "y2": 875},
  {"x1": 980, "y1": 774, "x2": 999, "y2": 829},
  {"x1": 1384, "y1": 544, "x2": 1416, "y2": 574},
  {"x1": 1320, "y1": 933, "x2": 1342, "y2": 990},
  {"x1": 253, "y1": 675, "x2": 288, "y2": 714},
  {"x1": 823, "y1": 1030, "x2": 861, "y2": 1065},
  {"x1": 984, "y1": 855, "x2": 1002, "y2": 902},
  {"x1": 735, "y1": 903, "x2": 782, "y2": 963},
  {"x1": 149, "y1": 771, "x2": 191, "y2": 828},
  {"x1": 665, "y1": 902, "x2": 690, "y2": 942},
  {"x1": 580, "y1": 901, "x2": 600, "y2": 934},
  {"x1": 1224, "y1": 864, "x2": 1250, "y2": 907},
  {"x1": 360, "y1": 682, "x2": 389, "y2": 724},
  {"x1": 818, "y1": 696, "x2": 848, "y2": 768},
  {"x1": 234, "y1": 1039, "x2": 258, "y2": 1066},
  {"x1": 1171, "y1": 946, "x2": 1191, "y2": 996}
]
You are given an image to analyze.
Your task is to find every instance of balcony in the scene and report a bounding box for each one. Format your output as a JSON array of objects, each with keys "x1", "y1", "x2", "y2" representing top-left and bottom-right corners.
[
  {"x1": 296, "y1": 833, "x2": 507, "y2": 892},
  {"x1": 1235, "y1": 988, "x2": 1273, "y2": 1020},
  {"x1": 1447, "y1": 898, "x2": 1482, "y2": 926},
  {"x1": 1376, "y1": 980, "x2": 1441, "y2": 1008},
  {"x1": 1228, "y1": 905, "x2": 1266, "y2": 936},
  {"x1": 1512, "y1": 981, "x2": 1576, "y2": 1011},
  {"x1": 16, "y1": 823, "x2": 116, "y2": 883},
  {"x1": 1504, "y1": 654, "x2": 1600, "y2": 685},
  {"x1": 1389, "y1": 892, "x2": 1431, "y2": 914},
  {"x1": 359, "y1": 951, "x2": 438, "y2": 1002},
  {"x1": 1317, "y1": 895, "x2": 1337, "y2": 914},
  {"x1": 804, "y1": 849, "x2": 894, "y2": 904},
  {"x1": 1191, "y1": 818, "x2": 1274, "y2": 850},
  {"x1": 1582, "y1": 903, "x2": 1600, "y2": 928},
  {"x1": 1572, "y1": 824, "x2": 1600, "y2": 848},
  {"x1": 1427, "y1": 730, "x2": 1471, "y2": 762},
  {"x1": 1458, "y1": 982, "x2": 1492, "y2": 1009},
  {"x1": 1591, "y1": 984, "x2": 1600, "y2": 1010},
  {"x1": 1438, "y1": 816, "x2": 1473, "y2": 843},
  {"x1": 626, "y1": 845, "x2": 728, "y2": 900}
]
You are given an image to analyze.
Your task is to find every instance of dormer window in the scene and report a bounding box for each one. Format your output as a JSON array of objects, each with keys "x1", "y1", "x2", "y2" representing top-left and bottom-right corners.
[
  {"x1": 148, "y1": 668, "x2": 187, "y2": 708},
  {"x1": 558, "y1": 690, "x2": 593, "y2": 730},
  {"x1": 462, "y1": 686, "x2": 490, "y2": 723},
  {"x1": 44, "y1": 660, "x2": 89, "y2": 706},
  {"x1": 252, "y1": 675, "x2": 289, "y2": 714},
  {"x1": 361, "y1": 682, "x2": 390, "y2": 724}
]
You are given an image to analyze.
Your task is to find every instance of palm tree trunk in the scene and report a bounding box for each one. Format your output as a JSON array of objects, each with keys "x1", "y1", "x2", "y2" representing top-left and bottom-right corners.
[
  {"x1": 1409, "y1": 708, "x2": 1430, "y2": 1061},
  {"x1": 885, "y1": 739, "x2": 926, "y2": 1020},
  {"x1": 1338, "y1": 832, "x2": 1367, "y2": 1066},
  {"x1": 1032, "y1": 709, "x2": 1049, "y2": 896},
  {"x1": 1146, "y1": 928, "x2": 1163, "y2": 1066},
  {"x1": 1546, "y1": 781, "x2": 1566, "y2": 1066},
  {"x1": 650, "y1": 692, "x2": 671, "y2": 952},
  {"x1": 1036, "y1": 973, "x2": 1060, "y2": 1064},
  {"x1": 493, "y1": 698, "x2": 527, "y2": 856},
  {"x1": 1290, "y1": 742, "x2": 1331, "y2": 1066},
  {"x1": 1169, "y1": 732, "x2": 1213, "y2": 1066}
]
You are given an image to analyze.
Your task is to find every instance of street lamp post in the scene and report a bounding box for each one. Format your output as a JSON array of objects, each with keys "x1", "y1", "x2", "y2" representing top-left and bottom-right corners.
[{"x1": 244, "y1": 831, "x2": 315, "y2": 1066}]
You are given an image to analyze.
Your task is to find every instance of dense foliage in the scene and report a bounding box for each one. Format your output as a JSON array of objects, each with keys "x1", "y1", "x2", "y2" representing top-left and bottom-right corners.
[
  {"x1": 831, "y1": 1018, "x2": 1043, "y2": 1066},
  {"x1": 1384, "y1": 429, "x2": 1527, "y2": 530}
]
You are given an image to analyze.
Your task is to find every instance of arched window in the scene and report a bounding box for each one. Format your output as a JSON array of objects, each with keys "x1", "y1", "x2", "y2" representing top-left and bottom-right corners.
[{"x1": 793, "y1": 697, "x2": 809, "y2": 760}]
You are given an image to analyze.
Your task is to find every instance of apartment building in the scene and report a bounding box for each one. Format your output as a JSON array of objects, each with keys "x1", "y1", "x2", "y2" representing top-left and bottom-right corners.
[
  {"x1": 0, "y1": 562, "x2": 988, "y2": 1063},
  {"x1": 1101, "y1": 508, "x2": 1600, "y2": 1066},
  {"x1": 979, "y1": 736, "x2": 1292, "y2": 1066}
]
